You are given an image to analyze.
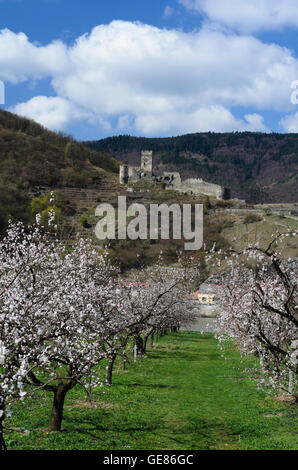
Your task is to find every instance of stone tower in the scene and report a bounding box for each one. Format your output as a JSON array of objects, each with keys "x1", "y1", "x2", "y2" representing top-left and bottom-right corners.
[
  {"x1": 141, "y1": 150, "x2": 153, "y2": 177},
  {"x1": 119, "y1": 164, "x2": 129, "y2": 184}
]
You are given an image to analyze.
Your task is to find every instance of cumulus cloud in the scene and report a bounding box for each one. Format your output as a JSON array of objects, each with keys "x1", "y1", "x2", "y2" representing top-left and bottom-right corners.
[
  {"x1": 179, "y1": 0, "x2": 298, "y2": 33},
  {"x1": 3, "y1": 21, "x2": 298, "y2": 134},
  {"x1": 280, "y1": 112, "x2": 298, "y2": 133},
  {"x1": 52, "y1": 22, "x2": 297, "y2": 116},
  {"x1": 0, "y1": 29, "x2": 68, "y2": 83},
  {"x1": 134, "y1": 107, "x2": 269, "y2": 135},
  {"x1": 9, "y1": 96, "x2": 89, "y2": 131}
]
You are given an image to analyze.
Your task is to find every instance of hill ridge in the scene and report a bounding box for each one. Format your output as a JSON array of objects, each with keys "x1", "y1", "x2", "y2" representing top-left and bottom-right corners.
[{"x1": 85, "y1": 132, "x2": 298, "y2": 203}]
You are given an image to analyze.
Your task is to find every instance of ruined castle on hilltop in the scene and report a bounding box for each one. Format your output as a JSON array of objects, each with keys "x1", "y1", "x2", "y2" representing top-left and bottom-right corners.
[{"x1": 119, "y1": 150, "x2": 227, "y2": 200}]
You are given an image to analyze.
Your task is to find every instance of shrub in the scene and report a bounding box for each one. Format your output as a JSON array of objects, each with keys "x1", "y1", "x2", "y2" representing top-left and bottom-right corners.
[
  {"x1": 263, "y1": 208, "x2": 272, "y2": 216},
  {"x1": 243, "y1": 213, "x2": 262, "y2": 224},
  {"x1": 41, "y1": 206, "x2": 62, "y2": 225},
  {"x1": 80, "y1": 217, "x2": 91, "y2": 228}
]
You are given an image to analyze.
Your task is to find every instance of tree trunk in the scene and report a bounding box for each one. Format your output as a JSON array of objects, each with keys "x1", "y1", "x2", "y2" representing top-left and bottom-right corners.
[
  {"x1": 0, "y1": 417, "x2": 7, "y2": 451},
  {"x1": 106, "y1": 354, "x2": 117, "y2": 385},
  {"x1": 143, "y1": 332, "x2": 152, "y2": 354},
  {"x1": 49, "y1": 382, "x2": 72, "y2": 432},
  {"x1": 143, "y1": 335, "x2": 148, "y2": 355},
  {"x1": 135, "y1": 335, "x2": 145, "y2": 356}
]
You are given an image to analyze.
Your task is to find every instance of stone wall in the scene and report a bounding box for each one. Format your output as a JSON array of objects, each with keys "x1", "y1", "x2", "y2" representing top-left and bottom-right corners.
[
  {"x1": 119, "y1": 150, "x2": 226, "y2": 199},
  {"x1": 128, "y1": 166, "x2": 141, "y2": 182},
  {"x1": 163, "y1": 173, "x2": 224, "y2": 199},
  {"x1": 179, "y1": 178, "x2": 224, "y2": 199}
]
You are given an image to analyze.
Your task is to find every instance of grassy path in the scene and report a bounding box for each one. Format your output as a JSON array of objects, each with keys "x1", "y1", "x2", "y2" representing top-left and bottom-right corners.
[{"x1": 8, "y1": 332, "x2": 298, "y2": 450}]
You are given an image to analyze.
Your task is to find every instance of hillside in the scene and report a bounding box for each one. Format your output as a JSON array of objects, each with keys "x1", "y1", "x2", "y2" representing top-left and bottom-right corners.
[
  {"x1": 85, "y1": 133, "x2": 298, "y2": 203},
  {"x1": 0, "y1": 110, "x2": 118, "y2": 234},
  {"x1": 0, "y1": 110, "x2": 296, "y2": 271}
]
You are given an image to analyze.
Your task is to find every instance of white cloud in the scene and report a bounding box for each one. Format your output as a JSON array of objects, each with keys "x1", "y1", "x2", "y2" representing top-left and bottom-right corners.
[
  {"x1": 9, "y1": 96, "x2": 89, "y2": 131},
  {"x1": 0, "y1": 29, "x2": 68, "y2": 83},
  {"x1": 52, "y1": 21, "x2": 297, "y2": 115},
  {"x1": 179, "y1": 0, "x2": 298, "y2": 33},
  {"x1": 164, "y1": 6, "x2": 175, "y2": 19},
  {"x1": 134, "y1": 106, "x2": 269, "y2": 135},
  {"x1": 3, "y1": 21, "x2": 298, "y2": 134},
  {"x1": 280, "y1": 112, "x2": 298, "y2": 133},
  {"x1": 244, "y1": 113, "x2": 270, "y2": 132}
]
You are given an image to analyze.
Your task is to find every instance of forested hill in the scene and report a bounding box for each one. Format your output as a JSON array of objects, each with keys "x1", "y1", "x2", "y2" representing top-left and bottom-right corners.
[
  {"x1": 0, "y1": 110, "x2": 118, "y2": 233},
  {"x1": 85, "y1": 133, "x2": 298, "y2": 203},
  {"x1": 0, "y1": 110, "x2": 118, "y2": 188}
]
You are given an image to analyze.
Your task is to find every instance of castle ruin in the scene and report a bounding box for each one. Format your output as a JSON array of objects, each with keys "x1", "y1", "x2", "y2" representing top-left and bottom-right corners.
[
  {"x1": 119, "y1": 151, "x2": 226, "y2": 200},
  {"x1": 120, "y1": 151, "x2": 153, "y2": 185}
]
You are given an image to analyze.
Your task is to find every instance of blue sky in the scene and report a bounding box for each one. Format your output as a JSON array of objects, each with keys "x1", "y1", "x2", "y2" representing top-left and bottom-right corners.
[{"x1": 1, "y1": 0, "x2": 298, "y2": 140}]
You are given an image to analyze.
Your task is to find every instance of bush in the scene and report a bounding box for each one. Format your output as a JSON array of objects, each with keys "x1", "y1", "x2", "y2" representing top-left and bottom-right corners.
[
  {"x1": 263, "y1": 208, "x2": 272, "y2": 216},
  {"x1": 0, "y1": 185, "x2": 30, "y2": 235},
  {"x1": 243, "y1": 213, "x2": 262, "y2": 224},
  {"x1": 31, "y1": 191, "x2": 76, "y2": 218},
  {"x1": 80, "y1": 217, "x2": 91, "y2": 228},
  {"x1": 216, "y1": 200, "x2": 234, "y2": 208},
  {"x1": 215, "y1": 237, "x2": 229, "y2": 251},
  {"x1": 203, "y1": 195, "x2": 211, "y2": 211},
  {"x1": 40, "y1": 206, "x2": 62, "y2": 225}
]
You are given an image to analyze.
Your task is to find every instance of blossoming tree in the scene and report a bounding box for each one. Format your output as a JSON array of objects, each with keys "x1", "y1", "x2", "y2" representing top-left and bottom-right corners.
[
  {"x1": 0, "y1": 220, "x2": 73, "y2": 447},
  {"x1": 215, "y1": 230, "x2": 297, "y2": 397},
  {"x1": 0, "y1": 216, "x2": 197, "y2": 446}
]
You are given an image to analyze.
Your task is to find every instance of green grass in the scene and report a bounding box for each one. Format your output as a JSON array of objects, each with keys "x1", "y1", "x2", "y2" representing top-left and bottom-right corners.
[
  {"x1": 221, "y1": 215, "x2": 298, "y2": 259},
  {"x1": 6, "y1": 332, "x2": 298, "y2": 450}
]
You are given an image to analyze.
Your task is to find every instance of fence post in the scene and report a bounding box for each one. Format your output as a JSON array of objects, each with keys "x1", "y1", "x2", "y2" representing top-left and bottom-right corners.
[
  {"x1": 259, "y1": 351, "x2": 263, "y2": 367},
  {"x1": 289, "y1": 370, "x2": 294, "y2": 395},
  {"x1": 133, "y1": 344, "x2": 137, "y2": 363}
]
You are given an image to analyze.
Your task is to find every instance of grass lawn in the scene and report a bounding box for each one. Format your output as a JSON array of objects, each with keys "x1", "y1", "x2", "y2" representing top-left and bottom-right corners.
[
  {"x1": 221, "y1": 214, "x2": 298, "y2": 259},
  {"x1": 6, "y1": 332, "x2": 298, "y2": 450}
]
